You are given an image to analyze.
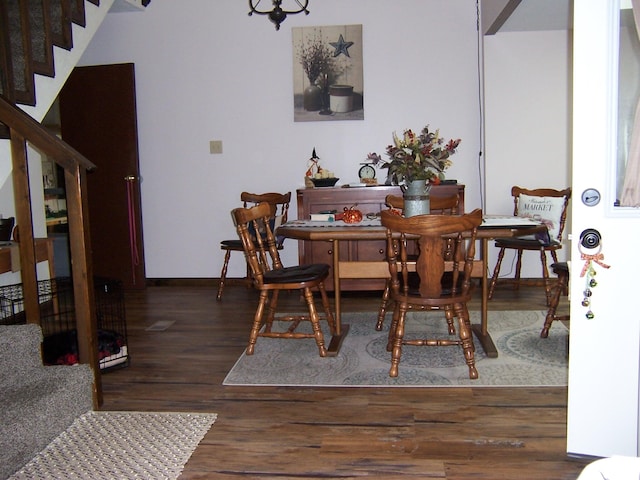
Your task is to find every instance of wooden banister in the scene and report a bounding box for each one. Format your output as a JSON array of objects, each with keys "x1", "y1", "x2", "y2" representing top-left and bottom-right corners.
[
  {"x1": 0, "y1": 96, "x2": 95, "y2": 171},
  {"x1": 1, "y1": 94, "x2": 102, "y2": 407}
]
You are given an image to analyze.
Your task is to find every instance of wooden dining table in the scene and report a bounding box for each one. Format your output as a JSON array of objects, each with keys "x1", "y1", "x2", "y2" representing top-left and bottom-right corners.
[{"x1": 277, "y1": 216, "x2": 547, "y2": 358}]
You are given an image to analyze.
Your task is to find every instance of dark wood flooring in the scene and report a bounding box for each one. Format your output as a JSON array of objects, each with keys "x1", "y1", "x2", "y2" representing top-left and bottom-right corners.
[{"x1": 100, "y1": 281, "x2": 587, "y2": 479}]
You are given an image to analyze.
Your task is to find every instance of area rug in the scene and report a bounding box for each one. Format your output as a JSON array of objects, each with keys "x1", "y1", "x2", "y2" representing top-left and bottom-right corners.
[
  {"x1": 223, "y1": 310, "x2": 568, "y2": 387},
  {"x1": 8, "y1": 411, "x2": 217, "y2": 480}
]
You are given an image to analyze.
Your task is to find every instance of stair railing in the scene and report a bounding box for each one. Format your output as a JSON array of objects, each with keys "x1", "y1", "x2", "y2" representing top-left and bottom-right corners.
[{"x1": 0, "y1": 94, "x2": 102, "y2": 407}]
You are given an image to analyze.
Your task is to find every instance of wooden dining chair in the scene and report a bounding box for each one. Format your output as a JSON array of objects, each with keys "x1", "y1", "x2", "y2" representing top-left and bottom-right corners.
[
  {"x1": 540, "y1": 262, "x2": 570, "y2": 338},
  {"x1": 217, "y1": 191, "x2": 290, "y2": 301},
  {"x1": 232, "y1": 202, "x2": 336, "y2": 357},
  {"x1": 376, "y1": 193, "x2": 460, "y2": 330},
  {"x1": 380, "y1": 208, "x2": 483, "y2": 379},
  {"x1": 488, "y1": 186, "x2": 571, "y2": 305}
]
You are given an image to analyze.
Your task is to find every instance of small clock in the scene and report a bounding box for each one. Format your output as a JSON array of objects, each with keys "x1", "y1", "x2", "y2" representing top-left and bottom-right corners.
[
  {"x1": 358, "y1": 164, "x2": 376, "y2": 180},
  {"x1": 581, "y1": 188, "x2": 601, "y2": 207}
]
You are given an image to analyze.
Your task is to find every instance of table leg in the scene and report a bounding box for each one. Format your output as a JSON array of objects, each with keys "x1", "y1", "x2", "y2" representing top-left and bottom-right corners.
[
  {"x1": 326, "y1": 239, "x2": 349, "y2": 356},
  {"x1": 471, "y1": 237, "x2": 498, "y2": 358}
]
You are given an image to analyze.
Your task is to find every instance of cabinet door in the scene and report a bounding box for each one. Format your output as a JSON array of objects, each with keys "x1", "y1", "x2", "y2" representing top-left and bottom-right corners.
[{"x1": 353, "y1": 239, "x2": 386, "y2": 262}]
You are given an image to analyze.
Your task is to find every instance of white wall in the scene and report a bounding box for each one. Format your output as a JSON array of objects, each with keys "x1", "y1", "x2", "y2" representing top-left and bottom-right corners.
[
  {"x1": 78, "y1": 0, "x2": 482, "y2": 278},
  {"x1": 77, "y1": 1, "x2": 570, "y2": 281},
  {"x1": 483, "y1": 29, "x2": 572, "y2": 278}
]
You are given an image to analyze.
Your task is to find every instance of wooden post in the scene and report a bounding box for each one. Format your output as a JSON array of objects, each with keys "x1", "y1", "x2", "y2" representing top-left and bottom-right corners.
[
  {"x1": 10, "y1": 130, "x2": 40, "y2": 325},
  {"x1": 65, "y1": 164, "x2": 103, "y2": 408}
]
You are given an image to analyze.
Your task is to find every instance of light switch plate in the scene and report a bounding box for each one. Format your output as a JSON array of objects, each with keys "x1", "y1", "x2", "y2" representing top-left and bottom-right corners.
[{"x1": 209, "y1": 140, "x2": 223, "y2": 154}]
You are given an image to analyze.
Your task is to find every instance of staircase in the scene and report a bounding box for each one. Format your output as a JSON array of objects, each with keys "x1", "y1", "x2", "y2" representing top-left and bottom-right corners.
[
  {"x1": 0, "y1": 0, "x2": 149, "y2": 409},
  {"x1": 1, "y1": 0, "x2": 150, "y2": 119}
]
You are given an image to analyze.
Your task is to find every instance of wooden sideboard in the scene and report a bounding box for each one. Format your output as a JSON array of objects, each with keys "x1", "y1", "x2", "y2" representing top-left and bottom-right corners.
[{"x1": 295, "y1": 184, "x2": 465, "y2": 290}]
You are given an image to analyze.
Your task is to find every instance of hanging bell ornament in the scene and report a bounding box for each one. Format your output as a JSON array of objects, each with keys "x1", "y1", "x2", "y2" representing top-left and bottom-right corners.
[
  {"x1": 586, "y1": 310, "x2": 595, "y2": 320},
  {"x1": 589, "y1": 278, "x2": 598, "y2": 288}
]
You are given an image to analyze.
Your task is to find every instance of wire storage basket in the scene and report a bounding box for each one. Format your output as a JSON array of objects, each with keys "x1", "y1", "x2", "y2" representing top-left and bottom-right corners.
[{"x1": 0, "y1": 277, "x2": 129, "y2": 371}]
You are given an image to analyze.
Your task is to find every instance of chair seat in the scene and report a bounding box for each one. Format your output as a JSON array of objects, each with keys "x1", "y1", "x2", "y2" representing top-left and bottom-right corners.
[
  {"x1": 264, "y1": 264, "x2": 330, "y2": 284},
  {"x1": 551, "y1": 262, "x2": 569, "y2": 274},
  {"x1": 494, "y1": 237, "x2": 561, "y2": 249},
  {"x1": 220, "y1": 239, "x2": 243, "y2": 249},
  {"x1": 403, "y1": 272, "x2": 461, "y2": 297}
]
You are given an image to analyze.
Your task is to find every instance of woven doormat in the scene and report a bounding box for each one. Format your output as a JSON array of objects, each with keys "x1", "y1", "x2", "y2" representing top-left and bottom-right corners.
[{"x1": 9, "y1": 411, "x2": 217, "y2": 480}]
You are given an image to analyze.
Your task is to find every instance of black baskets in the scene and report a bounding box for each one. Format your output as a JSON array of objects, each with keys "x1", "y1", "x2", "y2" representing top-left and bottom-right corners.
[{"x1": 0, "y1": 277, "x2": 129, "y2": 371}]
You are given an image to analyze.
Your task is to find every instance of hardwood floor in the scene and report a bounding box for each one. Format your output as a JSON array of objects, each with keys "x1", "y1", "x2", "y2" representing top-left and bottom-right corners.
[{"x1": 100, "y1": 281, "x2": 587, "y2": 479}]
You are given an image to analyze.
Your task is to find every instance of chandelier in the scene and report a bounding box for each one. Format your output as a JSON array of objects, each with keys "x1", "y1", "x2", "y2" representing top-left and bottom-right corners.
[{"x1": 248, "y1": 0, "x2": 310, "y2": 31}]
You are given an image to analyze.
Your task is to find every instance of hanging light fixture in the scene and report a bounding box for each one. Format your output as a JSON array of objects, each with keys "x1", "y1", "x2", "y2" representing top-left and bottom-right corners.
[{"x1": 248, "y1": 0, "x2": 310, "y2": 31}]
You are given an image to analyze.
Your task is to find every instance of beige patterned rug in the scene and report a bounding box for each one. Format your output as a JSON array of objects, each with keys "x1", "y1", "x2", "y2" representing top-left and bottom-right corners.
[
  {"x1": 9, "y1": 411, "x2": 217, "y2": 480},
  {"x1": 223, "y1": 310, "x2": 568, "y2": 387}
]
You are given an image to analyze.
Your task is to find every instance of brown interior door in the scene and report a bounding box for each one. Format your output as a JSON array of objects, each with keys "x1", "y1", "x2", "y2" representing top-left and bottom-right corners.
[{"x1": 59, "y1": 63, "x2": 145, "y2": 289}]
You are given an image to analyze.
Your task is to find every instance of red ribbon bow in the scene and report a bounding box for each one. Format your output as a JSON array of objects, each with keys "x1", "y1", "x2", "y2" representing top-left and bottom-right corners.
[{"x1": 580, "y1": 252, "x2": 610, "y2": 277}]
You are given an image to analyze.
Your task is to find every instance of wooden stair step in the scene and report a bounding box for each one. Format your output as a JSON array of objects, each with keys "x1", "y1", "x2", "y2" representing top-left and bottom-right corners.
[
  {"x1": 29, "y1": 0, "x2": 56, "y2": 78},
  {"x1": 48, "y1": 0, "x2": 73, "y2": 51}
]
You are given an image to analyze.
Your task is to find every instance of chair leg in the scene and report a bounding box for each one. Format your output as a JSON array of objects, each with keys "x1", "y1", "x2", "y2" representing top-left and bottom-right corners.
[
  {"x1": 376, "y1": 281, "x2": 391, "y2": 331},
  {"x1": 488, "y1": 247, "x2": 507, "y2": 300},
  {"x1": 386, "y1": 303, "x2": 401, "y2": 352},
  {"x1": 317, "y1": 282, "x2": 336, "y2": 335},
  {"x1": 264, "y1": 290, "x2": 279, "y2": 329},
  {"x1": 513, "y1": 249, "x2": 524, "y2": 291},
  {"x1": 246, "y1": 291, "x2": 269, "y2": 355},
  {"x1": 302, "y1": 287, "x2": 327, "y2": 357},
  {"x1": 539, "y1": 249, "x2": 552, "y2": 306},
  {"x1": 216, "y1": 249, "x2": 232, "y2": 301},
  {"x1": 541, "y1": 269, "x2": 569, "y2": 338},
  {"x1": 389, "y1": 304, "x2": 408, "y2": 378},
  {"x1": 444, "y1": 305, "x2": 456, "y2": 335},
  {"x1": 455, "y1": 304, "x2": 478, "y2": 379}
]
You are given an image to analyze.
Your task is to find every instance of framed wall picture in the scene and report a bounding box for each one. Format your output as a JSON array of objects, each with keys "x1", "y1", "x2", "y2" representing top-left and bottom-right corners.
[{"x1": 292, "y1": 24, "x2": 364, "y2": 122}]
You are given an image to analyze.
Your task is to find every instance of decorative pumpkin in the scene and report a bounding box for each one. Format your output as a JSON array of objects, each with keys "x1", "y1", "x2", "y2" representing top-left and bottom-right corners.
[{"x1": 340, "y1": 206, "x2": 363, "y2": 224}]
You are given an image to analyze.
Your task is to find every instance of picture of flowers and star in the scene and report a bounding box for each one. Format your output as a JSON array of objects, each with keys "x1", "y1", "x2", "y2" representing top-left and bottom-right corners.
[{"x1": 292, "y1": 24, "x2": 364, "y2": 122}]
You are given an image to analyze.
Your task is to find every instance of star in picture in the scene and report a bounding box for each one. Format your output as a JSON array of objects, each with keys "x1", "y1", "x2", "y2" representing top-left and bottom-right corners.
[{"x1": 330, "y1": 34, "x2": 354, "y2": 58}]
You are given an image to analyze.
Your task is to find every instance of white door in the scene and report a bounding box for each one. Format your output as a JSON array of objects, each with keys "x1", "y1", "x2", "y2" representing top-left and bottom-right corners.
[{"x1": 567, "y1": 0, "x2": 640, "y2": 457}]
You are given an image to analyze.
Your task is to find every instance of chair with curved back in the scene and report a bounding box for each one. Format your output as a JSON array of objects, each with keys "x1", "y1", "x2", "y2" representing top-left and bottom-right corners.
[
  {"x1": 376, "y1": 193, "x2": 460, "y2": 330},
  {"x1": 380, "y1": 208, "x2": 483, "y2": 379},
  {"x1": 488, "y1": 186, "x2": 571, "y2": 304},
  {"x1": 217, "y1": 191, "x2": 291, "y2": 301},
  {"x1": 232, "y1": 202, "x2": 336, "y2": 357}
]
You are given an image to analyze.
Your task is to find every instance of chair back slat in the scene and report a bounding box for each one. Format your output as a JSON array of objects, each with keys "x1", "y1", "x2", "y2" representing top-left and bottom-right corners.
[
  {"x1": 511, "y1": 186, "x2": 571, "y2": 242},
  {"x1": 232, "y1": 202, "x2": 282, "y2": 288},
  {"x1": 381, "y1": 209, "x2": 482, "y2": 300},
  {"x1": 241, "y1": 191, "x2": 291, "y2": 241}
]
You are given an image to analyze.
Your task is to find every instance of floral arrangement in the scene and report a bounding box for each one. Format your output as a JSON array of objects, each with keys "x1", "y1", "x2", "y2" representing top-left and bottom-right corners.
[
  {"x1": 367, "y1": 125, "x2": 461, "y2": 185},
  {"x1": 297, "y1": 34, "x2": 336, "y2": 85}
]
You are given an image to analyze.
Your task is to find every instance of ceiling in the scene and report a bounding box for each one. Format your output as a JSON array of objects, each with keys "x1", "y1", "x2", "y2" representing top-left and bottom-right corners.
[
  {"x1": 483, "y1": 0, "x2": 572, "y2": 35},
  {"x1": 109, "y1": 0, "x2": 145, "y2": 13},
  {"x1": 499, "y1": 0, "x2": 572, "y2": 32}
]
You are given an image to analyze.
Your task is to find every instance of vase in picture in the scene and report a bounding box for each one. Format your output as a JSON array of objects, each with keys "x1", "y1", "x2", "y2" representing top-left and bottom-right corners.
[
  {"x1": 303, "y1": 83, "x2": 322, "y2": 111},
  {"x1": 402, "y1": 180, "x2": 431, "y2": 217}
]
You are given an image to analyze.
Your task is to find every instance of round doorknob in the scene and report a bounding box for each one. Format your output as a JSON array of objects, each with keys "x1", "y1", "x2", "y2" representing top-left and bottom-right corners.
[{"x1": 580, "y1": 228, "x2": 601, "y2": 249}]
